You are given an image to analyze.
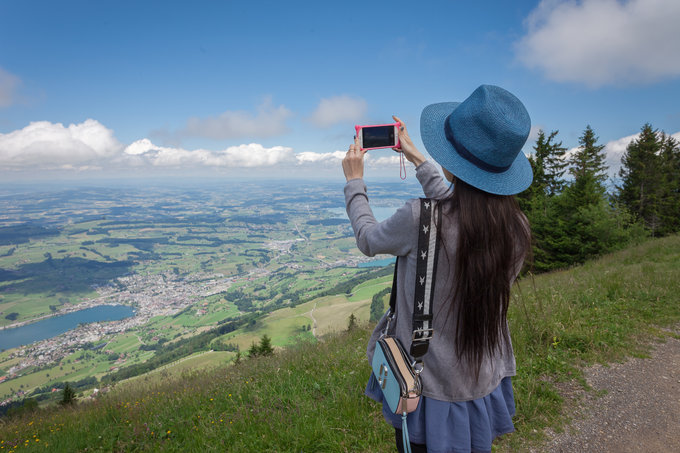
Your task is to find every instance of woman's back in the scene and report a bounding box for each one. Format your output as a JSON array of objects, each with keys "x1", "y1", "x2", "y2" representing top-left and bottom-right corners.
[{"x1": 343, "y1": 84, "x2": 534, "y2": 452}]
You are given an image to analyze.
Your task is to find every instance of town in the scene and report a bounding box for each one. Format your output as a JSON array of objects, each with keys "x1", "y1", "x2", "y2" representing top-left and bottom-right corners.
[{"x1": 0, "y1": 179, "x2": 412, "y2": 405}]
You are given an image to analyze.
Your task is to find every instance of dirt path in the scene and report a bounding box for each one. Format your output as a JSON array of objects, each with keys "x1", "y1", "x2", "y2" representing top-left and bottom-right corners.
[
  {"x1": 536, "y1": 326, "x2": 680, "y2": 452},
  {"x1": 308, "y1": 301, "x2": 319, "y2": 338}
]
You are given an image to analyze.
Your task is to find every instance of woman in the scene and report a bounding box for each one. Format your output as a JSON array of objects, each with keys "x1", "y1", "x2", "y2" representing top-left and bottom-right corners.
[{"x1": 342, "y1": 85, "x2": 532, "y2": 453}]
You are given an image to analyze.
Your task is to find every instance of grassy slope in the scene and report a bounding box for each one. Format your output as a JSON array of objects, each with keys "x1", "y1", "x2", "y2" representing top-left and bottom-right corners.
[{"x1": 1, "y1": 235, "x2": 679, "y2": 452}]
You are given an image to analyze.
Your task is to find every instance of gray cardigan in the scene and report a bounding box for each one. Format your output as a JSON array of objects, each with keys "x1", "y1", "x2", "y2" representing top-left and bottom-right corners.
[{"x1": 344, "y1": 160, "x2": 518, "y2": 402}]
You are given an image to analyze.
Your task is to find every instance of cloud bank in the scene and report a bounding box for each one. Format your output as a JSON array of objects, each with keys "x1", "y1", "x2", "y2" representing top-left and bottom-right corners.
[
  {"x1": 19, "y1": 118, "x2": 675, "y2": 179},
  {"x1": 123, "y1": 139, "x2": 294, "y2": 168},
  {"x1": 516, "y1": 0, "x2": 680, "y2": 87},
  {"x1": 0, "y1": 67, "x2": 21, "y2": 108},
  {"x1": 0, "y1": 120, "x2": 122, "y2": 170},
  {"x1": 294, "y1": 150, "x2": 401, "y2": 168},
  {"x1": 0, "y1": 119, "x2": 401, "y2": 175},
  {"x1": 309, "y1": 95, "x2": 367, "y2": 127}
]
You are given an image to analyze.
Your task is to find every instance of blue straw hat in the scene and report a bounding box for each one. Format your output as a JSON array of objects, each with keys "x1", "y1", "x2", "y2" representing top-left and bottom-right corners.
[{"x1": 420, "y1": 85, "x2": 533, "y2": 195}]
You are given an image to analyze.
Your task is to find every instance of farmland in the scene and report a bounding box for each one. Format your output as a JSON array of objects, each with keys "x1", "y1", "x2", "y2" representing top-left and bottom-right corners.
[{"x1": 0, "y1": 178, "x2": 417, "y2": 405}]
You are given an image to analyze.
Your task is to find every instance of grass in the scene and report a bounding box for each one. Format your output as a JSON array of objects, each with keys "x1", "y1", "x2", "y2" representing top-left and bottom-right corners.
[
  {"x1": 496, "y1": 233, "x2": 680, "y2": 450},
  {"x1": 1, "y1": 234, "x2": 679, "y2": 452}
]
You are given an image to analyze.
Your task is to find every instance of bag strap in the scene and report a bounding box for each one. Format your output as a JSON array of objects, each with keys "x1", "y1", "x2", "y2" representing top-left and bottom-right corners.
[
  {"x1": 387, "y1": 198, "x2": 442, "y2": 360},
  {"x1": 410, "y1": 198, "x2": 441, "y2": 359}
]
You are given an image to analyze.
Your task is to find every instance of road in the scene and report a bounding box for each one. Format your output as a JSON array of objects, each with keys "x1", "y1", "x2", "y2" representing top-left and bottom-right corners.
[{"x1": 535, "y1": 326, "x2": 680, "y2": 452}]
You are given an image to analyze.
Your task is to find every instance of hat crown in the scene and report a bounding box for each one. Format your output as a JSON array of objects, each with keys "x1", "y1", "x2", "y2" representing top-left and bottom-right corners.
[{"x1": 446, "y1": 85, "x2": 530, "y2": 170}]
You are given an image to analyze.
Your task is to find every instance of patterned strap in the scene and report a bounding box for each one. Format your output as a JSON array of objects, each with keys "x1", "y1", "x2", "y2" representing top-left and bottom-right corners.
[
  {"x1": 386, "y1": 198, "x2": 441, "y2": 360},
  {"x1": 410, "y1": 198, "x2": 441, "y2": 359}
]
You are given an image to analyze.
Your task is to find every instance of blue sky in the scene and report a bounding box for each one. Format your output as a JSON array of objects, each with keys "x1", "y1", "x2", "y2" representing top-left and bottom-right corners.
[{"x1": 1, "y1": 0, "x2": 679, "y2": 182}]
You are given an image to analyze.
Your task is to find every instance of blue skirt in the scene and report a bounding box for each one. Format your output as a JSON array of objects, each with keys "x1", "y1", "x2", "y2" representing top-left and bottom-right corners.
[{"x1": 365, "y1": 374, "x2": 516, "y2": 453}]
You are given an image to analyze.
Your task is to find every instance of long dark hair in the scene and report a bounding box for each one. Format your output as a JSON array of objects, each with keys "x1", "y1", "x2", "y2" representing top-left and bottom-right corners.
[{"x1": 443, "y1": 178, "x2": 531, "y2": 377}]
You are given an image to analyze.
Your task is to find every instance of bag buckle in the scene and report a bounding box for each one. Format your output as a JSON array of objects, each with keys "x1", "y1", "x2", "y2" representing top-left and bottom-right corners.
[
  {"x1": 411, "y1": 328, "x2": 433, "y2": 341},
  {"x1": 410, "y1": 329, "x2": 433, "y2": 357},
  {"x1": 411, "y1": 360, "x2": 424, "y2": 376}
]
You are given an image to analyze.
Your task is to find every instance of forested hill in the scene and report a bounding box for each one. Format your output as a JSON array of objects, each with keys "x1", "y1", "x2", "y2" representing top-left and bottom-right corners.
[
  {"x1": 1, "y1": 234, "x2": 678, "y2": 452},
  {"x1": 519, "y1": 124, "x2": 679, "y2": 272}
]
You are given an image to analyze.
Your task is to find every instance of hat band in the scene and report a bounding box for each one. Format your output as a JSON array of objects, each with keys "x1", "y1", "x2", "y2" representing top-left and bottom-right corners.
[{"x1": 444, "y1": 115, "x2": 511, "y2": 174}]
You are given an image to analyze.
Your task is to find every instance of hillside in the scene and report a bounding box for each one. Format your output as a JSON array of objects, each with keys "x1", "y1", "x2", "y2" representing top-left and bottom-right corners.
[{"x1": 1, "y1": 234, "x2": 679, "y2": 452}]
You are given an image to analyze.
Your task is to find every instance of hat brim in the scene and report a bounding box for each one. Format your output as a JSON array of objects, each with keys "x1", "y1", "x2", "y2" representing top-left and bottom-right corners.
[{"x1": 420, "y1": 102, "x2": 533, "y2": 196}]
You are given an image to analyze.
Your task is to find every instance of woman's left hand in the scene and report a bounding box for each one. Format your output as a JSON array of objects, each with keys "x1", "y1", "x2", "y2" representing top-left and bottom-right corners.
[{"x1": 342, "y1": 136, "x2": 367, "y2": 181}]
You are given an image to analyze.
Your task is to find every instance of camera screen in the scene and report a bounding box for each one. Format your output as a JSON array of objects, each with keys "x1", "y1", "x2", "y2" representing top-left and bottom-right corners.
[{"x1": 363, "y1": 126, "x2": 395, "y2": 148}]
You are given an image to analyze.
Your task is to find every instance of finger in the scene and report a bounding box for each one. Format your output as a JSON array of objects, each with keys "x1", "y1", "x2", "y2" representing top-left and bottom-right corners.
[{"x1": 392, "y1": 115, "x2": 405, "y2": 131}]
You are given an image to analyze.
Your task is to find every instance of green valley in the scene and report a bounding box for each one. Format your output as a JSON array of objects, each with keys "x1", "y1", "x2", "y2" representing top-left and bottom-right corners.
[{"x1": 0, "y1": 180, "x2": 413, "y2": 407}]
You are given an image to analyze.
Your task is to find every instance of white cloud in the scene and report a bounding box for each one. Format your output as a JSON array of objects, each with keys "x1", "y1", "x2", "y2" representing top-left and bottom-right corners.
[
  {"x1": 602, "y1": 130, "x2": 680, "y2": 177},
  {"x1": 0, "y1": 118, "x2": 410, "y2": 176},
  {"x1": 602, "y1": 132, "x2": 639, "y2": 176},
  {"x1": 295, "y1": 150, "x2": 346, "y2": 164},
  {"x1": 183, "y1": 97, "x2": 292, "y2": 139},
  {"x1": 123, "y1": 139, "x2": 294, "y2": 168},
  {"x1": 562, "y1": 130, "x2": 680, "y2": 179},
  {"x1": 0, "y1": 119, "x2": 295, "y2": 172},
  {"x1": 0, "y1": 119, "x2": 122, "y2": 169},
  {"x1": 293, "y1": 150, "x2": 402, "y2": 168},
  {"x1": 528, "y1": 125, "x2": 543, "y2": 144},
  {"x1": 0, "y1": 67, "x2": 21, "y2": 108},
  {"x1": 309, "y1": 95, "x2": 367, "y2": 127},
  {"x1": 367, "y1": 154, "x2": 401, "y2": 167},
  {"x1": 516, "y1": 0, "x2": 680, "y2": 87}
]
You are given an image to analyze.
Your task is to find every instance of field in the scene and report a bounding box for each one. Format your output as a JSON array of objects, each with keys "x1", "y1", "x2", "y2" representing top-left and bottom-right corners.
[
  {"x1": 0, "y1": 235, "x2": 678, "y2": 451},
  {"x1": 0, "y1": 180, "x2": 414, "y2": 404}
]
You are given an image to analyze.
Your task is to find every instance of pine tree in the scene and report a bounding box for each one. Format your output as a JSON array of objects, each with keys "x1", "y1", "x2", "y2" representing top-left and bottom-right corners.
[
  {"x1": 60, "y1": 382, "x2": 76, "y2": 405},
  {"x1": 569, "y1": 125, "x2": 608, "y2": 185},
  {"x1": 549, "y1": 125, "x2": 630, "y2": 264},
  {"x1": 617, "y1": 124, "x2": 664, "y2": 235},
  {"x1": 658, "y1": 134, "x2": 680, "y2": 234},
  {"x1": 533, "y1": 129, "x2": 568, "y2": 196},
  {"x1": 248, "y1": 342, "x2": 260, "y2": 358},
  {"x1": 258, "y1": 334, "x2": 274, "y2": 356},
  {"x1": 347, "y1": 313, "x2": 357, "y2": 331}
]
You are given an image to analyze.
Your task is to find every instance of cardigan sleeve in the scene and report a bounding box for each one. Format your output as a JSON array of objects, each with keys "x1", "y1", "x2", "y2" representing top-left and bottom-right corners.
[
  {"x1": 415, "y1": 160, "x2": 452, "y2": 199},
  {"x1": 344, "y1": 178, "x2": 417, "y2": 257}
]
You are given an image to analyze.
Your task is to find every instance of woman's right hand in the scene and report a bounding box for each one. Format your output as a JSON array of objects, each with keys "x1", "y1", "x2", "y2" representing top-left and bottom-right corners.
[{"x1": 392, "y1": 115, "x2": 426, "y2": 167}]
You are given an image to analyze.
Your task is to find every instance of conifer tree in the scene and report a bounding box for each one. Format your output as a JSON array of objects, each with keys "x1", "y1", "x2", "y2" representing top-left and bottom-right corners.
[
  {"x1": 533, "y1": 129, "x2": 568, "y2": 196},
  {"x1": 61, "y1": 382, "x2": 76, "y2": 405},
  {"x1": 248, "y1": 341, "x2": 260, "y2": 358},
  {"x1": 658, "y1": 134, "x2": 680, "y2": 234},
  {"x1": 518, "y1": 130, "x2": 571, "y2": 271},
  {"x1": 569, "y1": 125, "x2": 608, "y2": 185},
  {"x1": 554, "y1": 125, "x2": 626, "y2": 264},
  {"x1": 258, "y1": 334, "x2": 274, "y2": 356},
  {"x1": 347, "y1": 313, "x2": 357, "y2": 331},
  {"x1": 617, "y1": 124, "x2": 663, "y2": 235}
]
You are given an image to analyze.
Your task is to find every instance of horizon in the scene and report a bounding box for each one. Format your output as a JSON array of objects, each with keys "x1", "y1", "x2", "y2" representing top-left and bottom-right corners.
[{"x1": 1, "y1": 0, "x2": 680, "y2": 182}]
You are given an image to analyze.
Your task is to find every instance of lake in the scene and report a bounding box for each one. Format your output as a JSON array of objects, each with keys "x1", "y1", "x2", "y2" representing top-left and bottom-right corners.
[
  {"x1": 358, "y1": 257, "x2": 396, "y2": 267},
  {"x1": 0, "y1": 304, "x2": 136, "y2": 350}
]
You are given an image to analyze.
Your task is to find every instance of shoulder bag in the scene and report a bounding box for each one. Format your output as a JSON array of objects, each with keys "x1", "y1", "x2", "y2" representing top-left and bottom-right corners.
[{"x1": 371, "y1": 198, "x2": 442, "y2": 453}]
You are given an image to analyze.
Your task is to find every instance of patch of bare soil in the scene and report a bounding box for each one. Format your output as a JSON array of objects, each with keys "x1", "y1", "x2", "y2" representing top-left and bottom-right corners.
[{"x1": 536, "y1": 327, "x2": 680, "y2": 453}]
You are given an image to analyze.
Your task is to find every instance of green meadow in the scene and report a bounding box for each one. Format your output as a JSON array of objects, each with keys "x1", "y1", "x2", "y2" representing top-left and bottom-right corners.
[{"x1": 1, "y1": 235, "x2": 678, "y2": 451}]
